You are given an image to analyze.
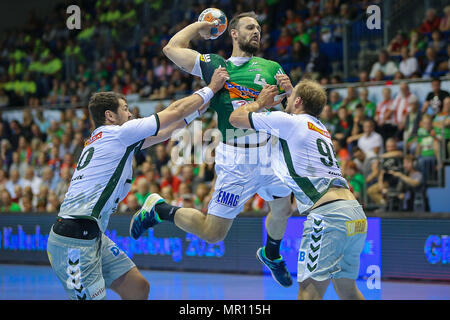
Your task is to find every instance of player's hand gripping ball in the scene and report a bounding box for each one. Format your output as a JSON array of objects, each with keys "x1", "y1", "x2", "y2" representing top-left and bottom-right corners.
[{"x1": 198, "y1": 8, "x2": 227, "y2": 40}]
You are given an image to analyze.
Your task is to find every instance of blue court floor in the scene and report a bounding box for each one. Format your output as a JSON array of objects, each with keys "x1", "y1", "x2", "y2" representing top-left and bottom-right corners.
[{"x1": 0, "y1": 264, "x2": 449, "y2": 300}]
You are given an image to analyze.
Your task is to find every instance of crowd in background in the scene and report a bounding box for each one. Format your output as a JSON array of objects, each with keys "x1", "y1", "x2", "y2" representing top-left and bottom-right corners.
[{"x1": 0, "y1": 0, "x2": 449, "y2": 214}]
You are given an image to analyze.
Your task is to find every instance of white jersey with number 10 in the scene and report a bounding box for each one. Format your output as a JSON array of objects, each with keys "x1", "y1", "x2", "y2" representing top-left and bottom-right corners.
[{"x1": 58, "y1": 115, "x2": 159, "y2": 232}]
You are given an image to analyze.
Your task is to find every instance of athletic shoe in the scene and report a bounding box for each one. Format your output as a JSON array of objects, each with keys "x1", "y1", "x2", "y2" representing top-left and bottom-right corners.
[
  {"x1": 129, "y1": 194, "x2": 165, "y2": 240},
  {"x1": 256, "y1": 247, "x2": 293, "y2": 287}
]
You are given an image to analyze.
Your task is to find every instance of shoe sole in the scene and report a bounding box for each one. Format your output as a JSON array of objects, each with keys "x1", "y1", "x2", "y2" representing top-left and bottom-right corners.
[{"x1": 256, "y1": 249, "x2": 292, "y2": 288}]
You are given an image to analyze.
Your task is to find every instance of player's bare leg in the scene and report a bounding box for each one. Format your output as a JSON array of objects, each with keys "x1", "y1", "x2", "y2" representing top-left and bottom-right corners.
[
  {"x1": 297, "y1": 278, "x2": 331, "y2": 300},
  {"x1": 110, "y1": 267, "x2": 150, "y2": 300},
  {"x1": 174, "y1": 209, "x2": 233, "y2": 243},
  {"x1": 130, "y1": 193, "x2": 233, "y2": 243},
  {"x1": 332, "y1": 278, "x2": 365, "y2": 300}
]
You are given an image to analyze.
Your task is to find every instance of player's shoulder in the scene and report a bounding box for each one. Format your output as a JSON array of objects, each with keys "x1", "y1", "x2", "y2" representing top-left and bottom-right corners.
[
  {"x1": 252, "y1": 57, "x2": 282, "y2": 69},
  {"x1": 199, "y1": 53, "x2": 226, "y2": 64}
]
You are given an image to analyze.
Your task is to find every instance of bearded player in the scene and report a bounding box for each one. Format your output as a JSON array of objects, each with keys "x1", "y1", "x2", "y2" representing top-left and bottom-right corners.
[{"x1": 129, "y1": 12, "x2": 294, "y2": 287}]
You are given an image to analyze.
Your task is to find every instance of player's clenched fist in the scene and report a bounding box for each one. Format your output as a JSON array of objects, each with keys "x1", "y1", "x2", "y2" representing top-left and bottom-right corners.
[
  {"x1": 256, "y1": 85, "x2": 279, "y2": 109},
  {"x1": 208, "y1": 67, "x2": 229, "y2": 93},
  {"x1": 275, "y1": 74, "x2": 293, "y2": 96}
]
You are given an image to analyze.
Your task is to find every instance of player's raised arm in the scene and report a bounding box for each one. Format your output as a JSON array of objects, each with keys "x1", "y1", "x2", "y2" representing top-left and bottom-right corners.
[
  {"x1": 156, "y1": 67, "x2": 228, "y2": 129},
  {"x1": 163, "y1": 21, "x2": 216, "y2": 74}
]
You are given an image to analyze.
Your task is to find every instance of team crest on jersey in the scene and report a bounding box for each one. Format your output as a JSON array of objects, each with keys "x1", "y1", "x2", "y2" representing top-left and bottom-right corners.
[
  {"x1": 307, "y1": 122, "x2": 330, "y2": 139},
  {"x1": 85, "y1": 131, "x2": 102, "y2": 146}
]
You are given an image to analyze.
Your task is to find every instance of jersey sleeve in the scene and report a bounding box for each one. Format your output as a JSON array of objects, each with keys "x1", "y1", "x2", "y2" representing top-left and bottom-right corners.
[
  {"x1": 249, "y1": 111, "x2": 296, "y2": 140},
  {"x1": 117, "y1": 114, "x2": 160, "y2": 146},
  {"x1": 198, "y1": 53, "x2": 228, "y2": 83}
]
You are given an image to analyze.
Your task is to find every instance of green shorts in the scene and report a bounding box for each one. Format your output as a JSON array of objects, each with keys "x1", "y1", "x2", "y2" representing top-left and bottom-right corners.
[
  {"x1": 46, "y1": 228, "x2": 135, "y2": 300},
  {"x1": 297, "y1": 200, "x2": 367, "y2": 282}
]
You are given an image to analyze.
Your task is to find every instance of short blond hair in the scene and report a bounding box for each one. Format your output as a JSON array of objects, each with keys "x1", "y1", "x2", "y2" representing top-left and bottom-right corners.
[{"x1": 293, "y1": 79, "x2": 327, "y2": 117}]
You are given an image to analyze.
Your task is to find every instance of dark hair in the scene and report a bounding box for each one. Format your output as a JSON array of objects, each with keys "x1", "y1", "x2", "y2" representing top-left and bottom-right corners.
[
  {"x1": 228, "y1": 11, "x2": 258, "y2": 35},
  {"x1": 88, "y1": 91, "x2": 126, "y2": 128}
]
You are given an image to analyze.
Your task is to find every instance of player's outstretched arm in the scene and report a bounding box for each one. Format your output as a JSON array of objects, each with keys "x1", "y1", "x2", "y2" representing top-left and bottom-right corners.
[
  {"x1": 163, "y1": 21, "x2": 216, "y2": 74},
  {"x1": 156, "y1": 67, "x2": 228, "y2": 130},
  {"x1": 229, "y1": 85, "x2": 279, "y2": 129}
]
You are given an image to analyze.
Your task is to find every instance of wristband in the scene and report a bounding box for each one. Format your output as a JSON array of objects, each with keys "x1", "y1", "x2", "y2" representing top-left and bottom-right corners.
[
  {"x1": 184, "y1": 110, "x2": 201, "y2": 125},
  {"x1": 194, "y1": 86, "x2": 214, "y2": 105}
]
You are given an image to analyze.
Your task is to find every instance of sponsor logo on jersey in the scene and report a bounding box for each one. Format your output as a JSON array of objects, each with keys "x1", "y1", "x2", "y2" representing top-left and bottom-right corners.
[
  {"x1": 216, "y1": 190, "x2": 240, "y2": 207},
  {"x1": 346, "y1": 219, "x2": 367, "y2": 236},
  {"x1": 307, "y1": 122, "x2": 331, "y2": 139},
  {"x1": 224, "y1": 81, "x2": 260, "y2": 100},
  {"x1": 85, "y1": 131, "x2": 102, "y2": 146}
]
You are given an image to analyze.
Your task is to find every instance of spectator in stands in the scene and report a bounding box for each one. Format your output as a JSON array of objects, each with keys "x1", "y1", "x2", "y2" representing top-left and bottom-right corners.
[
  {"x1": 5, "y1": 169, "x2": 22, "y2": 199},
  {"x1": 387, "y1": 31, "x2": 409, "y2": 56},
  {"x1": 341, "y1": 86, "x2": 360, "y2": 115},
  {"x1": 275, "y1": 27, "x2": 293, "y2": 59},
  {"x1": 352, "y1": 146, "x2": 379, "y2": 188},
  {"x1": 423, "y1": 78, "x2": 450, "y2": 116},
  {"x1": 55, "y1": 166, "x2": 70, "y2": 202},
  {"x1": 329, "y1": 90, "x2": 342, "y2": 113},
  {"x1": 357, "y1": 119, "x2": 384, "y2": 156},
  {"x1": 404, "y1": 96, "x2": 423, "y2": 154},
  {"x1": 367, "y1": 138, "x2": 404, "y2": 207},
  {"x1": 160, "y1": 165, "x2": 181, "y2": 194},
  {"x1": 440, "y1": 5, "x2": 450, "y2": 32},
  {"x1": 197, "y1": 162, "x2": 215, "y2": 185},
  {"x1": 334, "y1": 106, "x2": 353, "y2": 144},
  {"x1": 419, "y1": 8, "x2": 441, "y2": 34},
  {"x1": 343, "y1": 161, "x2": 365, "y2": 203},
  {"x1": 20, "y1": 194, "x2": 33, "y2": 212},
  {"x1": 332, "y1": 137, "x2": 350, "y2": 169},
  {"x1": 135, "y1": 178, "x2": 151, "y2": 208},
  {"x1": 429, "y1": 30, "x2": 446, "y2": 53},
  {"x1": 375, "y1": 87, "x2": 397, "y2": 141},
  {"x1": 346, "y1": 104, "x2": 367, "y2": 151},
  {"x1": 389, "y1": 154, "x2": 424, "y2": 211},
  {"x1": 193, "y1": 183, "x2": 210, "y2": 212},
  {"x1": 415, "y1": 114, "x2": 442, "y2": 185},
  {"x1": 291, "y1": 41, "x2": 310, "y2": 62},
  {"x1": 59, "y1": 133, "x2": 74, "y2": 158},
  {"x1": 120, "y1": 193, "x2": 140, "y2": 215},
  {"x1": 154, "y1": 144, "x2": 170, "y2": 175},
  {"x1": 22, "y1": 166, "x2": 42, "y2": 195},
  {"x1": 9, "y1": 151, "x2": 28, "y2": 178},
  {"x1": 0, "y1": 189, "x2": 21, "y2": 212},
  {"x1": 358, "y1": 71, "x2": 369, "y2": 84},
  {"x1": 392, "y1": 82, "x2": 418, "y2": 133},
  {"x1": 305, "y1": 41, "x2": 330, "y2": 78},
  {"x1": 399, "y1": 47, "x2": 419, "y2": 78},
  {"x1": 433, "y1": 96, "x2": 450, "y2": 159},
  {"x1": 421, "y1": 47, "x2": 443, "y2": 78},
  {"x1": 46, "y1": 190, "x2": 60, "y2": 213},
  {"x1": 292, "y1": 21, "x2": 310, "y2": 46},
  {"x1": 358, "y1": 87, "x2": 376, "y2": 118},
  {"x1": 41, "y1": 166, "x2": 58, "y2": 191},
  {"x1": 369, "y1": 50, "x2": 399, "y2": 80},
  {"x1": 320, "y1": 104, "x2": 338, "y2": 134}
]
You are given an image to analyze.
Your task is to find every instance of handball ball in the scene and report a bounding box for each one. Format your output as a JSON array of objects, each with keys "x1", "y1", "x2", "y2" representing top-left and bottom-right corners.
[{"x1": 198, "y1": 8, "x2": 227, "y2": 40}]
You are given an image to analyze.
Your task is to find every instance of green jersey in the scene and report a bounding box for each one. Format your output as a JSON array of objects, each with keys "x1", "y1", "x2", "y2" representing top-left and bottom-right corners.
[{"x1": 193, "y1": 53, "x2": 285, "y2": 143}]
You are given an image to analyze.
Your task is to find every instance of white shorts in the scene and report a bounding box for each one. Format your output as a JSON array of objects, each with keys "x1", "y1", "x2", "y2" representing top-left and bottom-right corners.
[{"x1": 208, "y1": 142, "x2": 291, "y2": 219}]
